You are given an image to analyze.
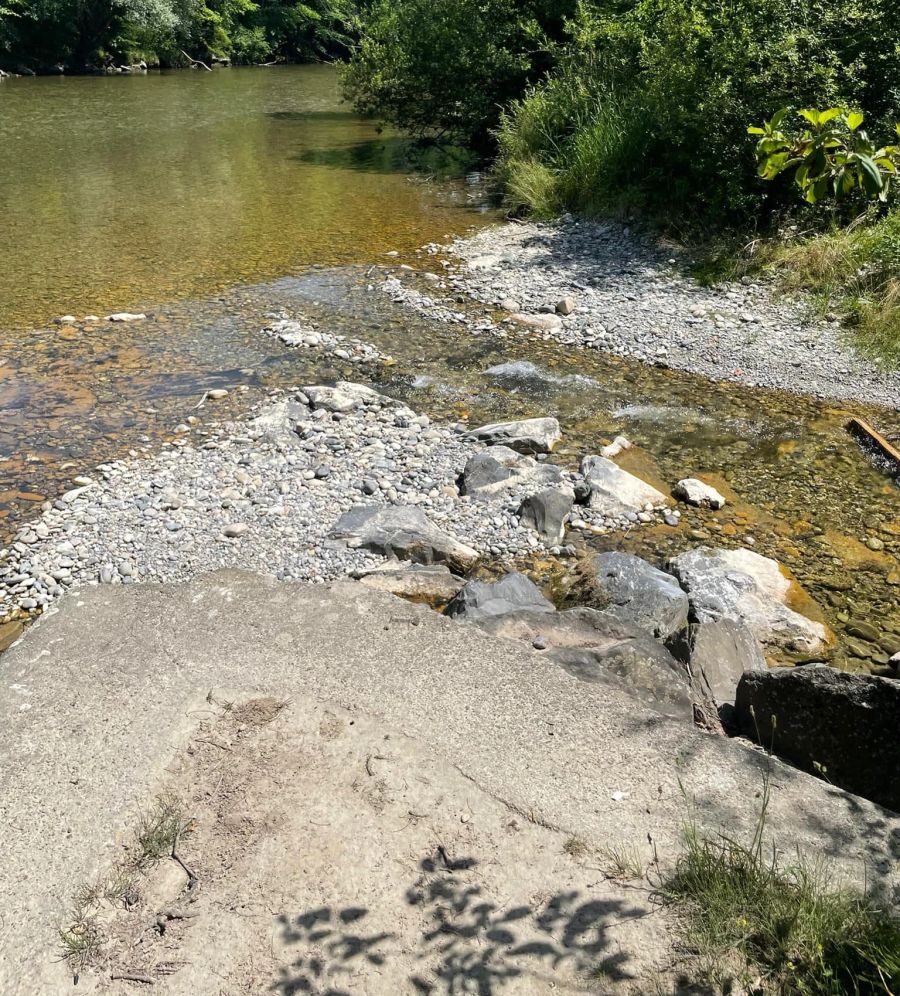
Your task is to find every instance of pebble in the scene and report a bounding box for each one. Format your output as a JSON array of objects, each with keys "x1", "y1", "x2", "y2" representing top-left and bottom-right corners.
[{"x1": 377, "y1": 218, "x2": 900, "y2": 410}]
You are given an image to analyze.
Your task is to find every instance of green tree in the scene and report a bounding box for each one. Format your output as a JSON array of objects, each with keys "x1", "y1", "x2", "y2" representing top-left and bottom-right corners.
[{"x1": 342, "y1": 0, "x2": 576, "y2": 147}]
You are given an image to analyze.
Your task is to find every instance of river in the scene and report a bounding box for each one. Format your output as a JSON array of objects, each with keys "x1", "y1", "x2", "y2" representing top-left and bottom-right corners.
[{"x1": 0, "y1": 66, "x2": 898, "y2": 673}]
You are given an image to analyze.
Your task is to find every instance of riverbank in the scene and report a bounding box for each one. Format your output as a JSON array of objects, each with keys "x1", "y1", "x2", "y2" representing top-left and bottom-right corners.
[{"x1": 430, "y1": 218, "x2": 900, "y2": 409}]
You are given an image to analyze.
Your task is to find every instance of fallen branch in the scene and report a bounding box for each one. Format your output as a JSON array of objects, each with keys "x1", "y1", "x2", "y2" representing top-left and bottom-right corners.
[
  {"x1": 847, "y1": 416, "x2": 900, "y2": 472},
  {"x1": 180, "y1": 50, "x2": 212, "y2": 72},
  {"x1": 111, "y1": 973, "x2": 155, "y2": 986}
]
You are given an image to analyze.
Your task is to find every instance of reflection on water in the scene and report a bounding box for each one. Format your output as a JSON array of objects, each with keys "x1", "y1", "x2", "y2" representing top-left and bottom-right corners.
[{"x1": 0, "y1": 65, "x2": 489, "y2": 327}]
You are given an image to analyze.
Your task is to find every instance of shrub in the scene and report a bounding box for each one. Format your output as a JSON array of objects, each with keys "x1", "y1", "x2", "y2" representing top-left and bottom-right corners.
[
  {"x1": 341, "y1": 0, "x2": 577, "y2": 147},
  {"x1": 495, "y1": 0, "x2": 900, "y2": 226},
  {"x1": 751, "y1": 108, "x2": 900, "y2": 208}
]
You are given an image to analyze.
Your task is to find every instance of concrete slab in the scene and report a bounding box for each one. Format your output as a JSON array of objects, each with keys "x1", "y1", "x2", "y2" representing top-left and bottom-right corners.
[{"x1": 1, "y1": 572, "x2": 897, "y2": 992}]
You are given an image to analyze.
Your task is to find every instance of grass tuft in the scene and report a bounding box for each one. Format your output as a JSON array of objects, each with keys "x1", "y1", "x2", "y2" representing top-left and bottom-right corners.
[
  {"x1": 563, "y1": 835, "x2": 591, "y2": 860},
  {"x1": 136, "y1": 794, "x2": 193, "y2": 866},
  {"x1": 663, "y1": 784, "x2": 900, "y2": 994},
  {"x1": 58, "y1": 907, "x2": 101, "y2": 976},
  {"x1": 600, "y1": 843, "x2": 645, "y2": 882}
]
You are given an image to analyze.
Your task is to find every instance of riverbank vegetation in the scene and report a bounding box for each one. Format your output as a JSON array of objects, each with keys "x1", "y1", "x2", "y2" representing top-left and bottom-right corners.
[
  {"x1": 0, "y1": 0, "x2": 362, "y2": 71},
  {"x1": 345, "y1": 0, "x2": 900, "y2": 349}
]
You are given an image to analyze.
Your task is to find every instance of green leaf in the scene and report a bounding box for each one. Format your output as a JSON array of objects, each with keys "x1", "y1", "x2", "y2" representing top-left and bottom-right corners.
[
  {"x1": 798, "y1": 108, "x2": 820, "y2": 126},
  {"x1": 747, "y1": 126, "x2": 765, "y2": 135},
  {"x1": 846, "y1": 110, "x2": 864, "y2": 131},
  {"x1": 770, "y1": 107, "x2": 789, "y2": 130},
  {"x1": 857, "y1": 155, "x2": 884, "y2": 196},
  {"x1": 818, "y1": 108, "x2": 842, "y2": 124}
]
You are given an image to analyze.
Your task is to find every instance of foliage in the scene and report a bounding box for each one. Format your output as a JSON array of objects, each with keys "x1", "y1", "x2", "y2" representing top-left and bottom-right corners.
[
  {"x1": 341, "y1": 0, "x2": 577, "y2": 147},
  {"x1": 0, "y1": 0, "x2": 359, "y2": 68},
  {"x1": 751, "y1": 108, "x2": 900, "y2": 207},
  {"x1": 664, "y1": 775, "x2": 900, "y2": 994},
  {"x1": 495, "y1": 0, "x2": 900, "y2": 226}
]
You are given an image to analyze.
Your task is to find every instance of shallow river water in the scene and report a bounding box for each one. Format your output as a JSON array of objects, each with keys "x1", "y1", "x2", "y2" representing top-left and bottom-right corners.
[{"x1": 0, "y1": 67, "x2": 898, "y2": 673}]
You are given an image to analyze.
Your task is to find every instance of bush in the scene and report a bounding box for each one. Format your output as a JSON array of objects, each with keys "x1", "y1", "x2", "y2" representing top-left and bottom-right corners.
[
  {"x1": 751, "y1": 108, "x2": 900, "y2": 208},
  {"x1": 341, "y1": 0, "x2": 576, "y2": 148},
  {"x1": 496, "y1": 0, "x2": 900, "y2": 226}
]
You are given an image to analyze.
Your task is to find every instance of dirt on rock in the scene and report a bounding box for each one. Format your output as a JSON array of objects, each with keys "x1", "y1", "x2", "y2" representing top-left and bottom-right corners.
[{"x1": 80, "y1": 695, "x2": 678, "y2": 995}]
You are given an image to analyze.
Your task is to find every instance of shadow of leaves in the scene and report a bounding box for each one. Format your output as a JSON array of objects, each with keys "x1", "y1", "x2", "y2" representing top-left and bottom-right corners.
[{"x1": 272, "y1": 849, "x2": 647, "y2": 995}]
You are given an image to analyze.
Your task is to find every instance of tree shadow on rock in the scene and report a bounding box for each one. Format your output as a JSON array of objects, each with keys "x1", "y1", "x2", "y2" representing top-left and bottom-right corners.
[{"x1": 272, "y1": 850, "x2": 648, "y2": 995}]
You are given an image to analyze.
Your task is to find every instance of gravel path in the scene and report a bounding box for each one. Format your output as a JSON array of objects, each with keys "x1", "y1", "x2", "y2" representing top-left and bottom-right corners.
[{"x1": 404, "y1": 218, "x2": 900, "y2": 409}]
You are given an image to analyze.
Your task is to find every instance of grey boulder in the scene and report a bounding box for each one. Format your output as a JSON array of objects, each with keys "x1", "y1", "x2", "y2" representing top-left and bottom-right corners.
[
  {"x1": 734, "y1": 666, "x2": 900, "y2": 812},
  {"x1": 670, "y1": 547, "x2": 831, "y2": 655},
  {"x1": 580, "y1": 456, "x2": 668, "y2": 515},
  {"x1": 446, "y1": 572, "x2": 554, "y2": 622},
  {"x1": 688, "y1": 619, "x2": 766, "y2": 721},
  {"x1": 518, "y1": 486, "x2": 575, "y2": 544},
  {"x1": 465, "y1": 417, "x2": 562, "y2": 454},
  {"x1": 330, "y1": 506, "x2": 479, "y2": 573},
  {"x1": 458, "y1": 446, "x2": 562, "y2": 499},
  {"x1": 302, "y1": 382, "x2": 393, "y2": 413},
  {"x1": 476, "y1": 606, "x2": 693, "y2": 720},
  {"x1": 592, "y1": 552, "x2": 688, "y2": 640}
]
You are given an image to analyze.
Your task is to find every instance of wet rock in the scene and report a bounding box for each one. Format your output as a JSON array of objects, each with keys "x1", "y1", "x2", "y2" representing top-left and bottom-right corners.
[
  {"x1": 330, "y1": 505, "x2": 479, "y2": 572},
  {"x1": 302, "y1": 382, "x2": 392, "y2": 414},
  {"x1": 734, "y1": 666, "x2": 900, "y2": 811},
  {"x1": 106, "y1": 312, "x2": 146, "y2": 322},
  {"x1": 354, "y1": 562, "x2": 464, "y2": 607},
  {"x1": 688, "y1": 619, "x2": 766, "y2": 720},
  {"x1": 674, "y1": 478, "x2": 726, "y2": 510},
  {"x1": 0, "y1": 620, "x2": 25, "y2": 654},
  {"x1": 465, "y1": 417, "x2": 562, "y2": 455},
  {"x1": 207, "y1": 389, "x2": 229, "y2": 400},
  {"x1": 580, "y1": 456, "x2": 667, "y2": 515},
  {"x1": 600, "y1": 436, "x2": 632, "y2": 459},
  {"x1": 518, "y1": 487, "x2": 574, "y2": 544},
  {"x1": 592, "y1": 552, "x2": 689, "y2": 640},
  {"x1": 446, "y1": 572, "x2": 554, "y2": 622},
  {"x1": 847, "y1": 619, "x2": 879, "y2": 642},
  {"x1": 458, "y1": 446, "x2": 562, "y2": 499},
  {"x1": 670, "y1": 547, "x2": 830, "y2": 655}
]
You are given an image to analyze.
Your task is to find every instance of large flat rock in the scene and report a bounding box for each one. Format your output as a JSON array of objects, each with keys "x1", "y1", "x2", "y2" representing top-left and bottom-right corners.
[{"x1": 0, "y1": 573, "x2": 896, "y2": 992}]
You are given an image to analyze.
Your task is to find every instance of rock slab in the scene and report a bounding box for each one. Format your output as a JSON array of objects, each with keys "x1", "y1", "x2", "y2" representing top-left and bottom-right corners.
[{"x1": 580, "y1": 456, "x2": 668, "y2": 514}]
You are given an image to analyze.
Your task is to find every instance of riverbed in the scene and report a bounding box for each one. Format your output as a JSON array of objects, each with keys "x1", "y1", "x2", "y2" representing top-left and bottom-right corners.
[{"x1": 0, "y1": 67, "x2": 898, "y2": 675}]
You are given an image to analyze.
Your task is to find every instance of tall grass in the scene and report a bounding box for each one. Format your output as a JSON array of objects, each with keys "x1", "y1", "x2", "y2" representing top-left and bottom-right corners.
[
  {"x1": 495, "y1": 55, "x2": 657, "y2": 220},
  {"x1": 757, "y1": 211, "x2": 900, "y2": 359},
  {"x1": 663, "y1": 777, "x2": 900, "y2": 993}
]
